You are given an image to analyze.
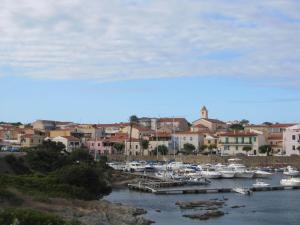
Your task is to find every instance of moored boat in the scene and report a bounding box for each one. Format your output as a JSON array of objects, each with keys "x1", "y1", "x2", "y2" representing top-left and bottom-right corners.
[
  {"x1": 252, "y1": 180, "x2": 270, "y2": 188},
  {"x1": 254, "y1": 170, "x2": 273, "y2": 178},
  {"x1": 280, "y1": 177, "x2": 300, "y2": 187}
]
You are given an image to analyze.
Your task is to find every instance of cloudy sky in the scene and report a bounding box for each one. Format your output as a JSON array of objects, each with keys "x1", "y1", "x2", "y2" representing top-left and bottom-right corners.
[{"x1": 0, "y1": 0, "x2": 300, "y2": 124}]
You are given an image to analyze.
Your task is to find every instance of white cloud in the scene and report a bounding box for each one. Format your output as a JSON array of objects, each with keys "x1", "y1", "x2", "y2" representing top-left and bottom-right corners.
[{"x1": 0, "y1": 0, "x2": 300, "y2": 83}]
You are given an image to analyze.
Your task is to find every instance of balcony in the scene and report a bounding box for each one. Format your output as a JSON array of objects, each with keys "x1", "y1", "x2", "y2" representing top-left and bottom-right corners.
[{"x1": 219, "y1": 142, "x2": 252, "y2": 145}]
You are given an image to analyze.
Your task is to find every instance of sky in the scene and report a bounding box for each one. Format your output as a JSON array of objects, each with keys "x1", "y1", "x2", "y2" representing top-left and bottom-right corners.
[{"x1": 0, "y1": 0, "x2": 300, "y2": 124}]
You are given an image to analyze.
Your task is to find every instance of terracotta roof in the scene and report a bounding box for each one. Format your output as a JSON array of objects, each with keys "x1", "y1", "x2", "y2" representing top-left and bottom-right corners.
[
  {"x1": 268, "y1": 123, "x2": 296, "y2": 128},
  {"x1": 175, "y1": 131, "x2": 205, "y2": 135},
  {"x1": 60, "y1": 136, "x2": 80, "y2": 141},
  {"x1": 268, "y1": 134, "x2": 283, "y2": 140},
  {"x1": 158, "y1": 118, "x2": 187, "y2": 123},
  {"x1": 203, "y1": 118, "x2": 226, "y2": 124},
  {"x1": 219, "y1": 132, "x2": 258, "y2": 137},
  {"x1": 192, "y1": 124, "x2": 209, "y2": 128},
  {"x1": 96, "y1": 123, "x2": 129, "y2": 128}
]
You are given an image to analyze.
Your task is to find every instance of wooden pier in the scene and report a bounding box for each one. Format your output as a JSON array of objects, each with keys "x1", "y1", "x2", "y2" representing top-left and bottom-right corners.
[{"x1": 128, "y1": 183, "x2": 300, "y2": 195}]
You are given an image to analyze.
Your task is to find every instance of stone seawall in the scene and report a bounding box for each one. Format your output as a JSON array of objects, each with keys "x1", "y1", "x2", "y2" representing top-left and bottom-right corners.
[{"x1": 108, "y1": 155, "x2": 300, "y2": 168}]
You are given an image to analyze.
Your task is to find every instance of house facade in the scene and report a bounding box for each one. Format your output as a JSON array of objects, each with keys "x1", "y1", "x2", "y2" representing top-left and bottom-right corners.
[
  {"x1": 219, "y1": 131, "x2": 266, "y2": 156},
  {"x1": 283, "y1": 124, "x2": 300, "y2": 156},
  {"x1": 172, "y1": 132, "x2": 204, "y2": 153},
  {"x1": 52, "y1": 136, "x2": 81, "y2": 152}
]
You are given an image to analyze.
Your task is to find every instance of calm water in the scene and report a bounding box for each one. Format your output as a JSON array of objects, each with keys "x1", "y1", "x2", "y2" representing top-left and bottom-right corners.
[{"x1": 105, "y1": 173, "x2": 300, "y2": 225}]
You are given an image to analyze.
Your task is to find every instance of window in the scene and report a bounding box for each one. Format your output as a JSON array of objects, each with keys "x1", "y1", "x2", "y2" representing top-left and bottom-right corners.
[
  {"x1": 253, "y1": 137, "x2": 256, "y2": 142},
  {"x1": 293, "y1": 145, "x2": 296, "y2": 150},
  {"x1": 235, "y1": 137, "x2": 238, "y2": 143},
  {"x1": 236, "y1": 146, "x2": 238, "y2": 150},
  {"x1": 208, "y1": 140, "x2": 211, "y2": 144},
  {"x1": 136, "y1": 145, "x2": 138, "y2": 149},
  {"x1": 225, "y1": 137, "x2": 229, "y2": 143},
  {"x1": 292, "y1": 135, "x2": 296, "y2": 140},
  {"x1": 183, "y1": 137, "x2": 186, "y2": 141},
  {"x1": 190, "y1": 137, "x2": 193, "y2": 141},
  {"x1": 98, "y1": 143, "x2": 101, "y2": 146}
]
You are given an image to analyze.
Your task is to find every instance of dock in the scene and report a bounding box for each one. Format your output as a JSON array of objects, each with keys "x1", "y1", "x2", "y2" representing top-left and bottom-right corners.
[{"x1": 128, "y1": 183, "x2": 300, "y2": 195}]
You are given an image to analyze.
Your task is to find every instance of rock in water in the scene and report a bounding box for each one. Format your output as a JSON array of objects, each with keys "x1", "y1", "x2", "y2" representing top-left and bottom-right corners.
[{"x1": 183, "y1": 210, "x2": 225, "y2": 220}]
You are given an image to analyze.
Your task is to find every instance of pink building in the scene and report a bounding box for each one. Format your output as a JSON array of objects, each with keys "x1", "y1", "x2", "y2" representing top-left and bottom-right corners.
[{"x1": 86, "y1": 139, "x2": 113, "y2": 155}]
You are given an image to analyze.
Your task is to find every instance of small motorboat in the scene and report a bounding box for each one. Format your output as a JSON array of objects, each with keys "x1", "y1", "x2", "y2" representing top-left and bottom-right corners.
[
  {"x1": 252, "y1": 180, "x2": 270, "y2": 188},
  {"x1": 185, "y1": 177, "x2": 211, "y2": 186},
  {"x1": 283, "y1": 166, "x2": 299, "y2": 177},
  {"x1": 254, "y1": 170, "x2": 273, "y2": 178},
  {"x1": 233, "y1": 187, "x2": 253, "y2": 195},
  {"x1": 280, "y1": 177, "x2": 300, "y2": 187}
]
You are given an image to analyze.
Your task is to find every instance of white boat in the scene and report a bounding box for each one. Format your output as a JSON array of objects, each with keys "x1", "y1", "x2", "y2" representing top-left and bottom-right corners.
[
  {"x1": 125, "y1": 162, "x2": 145, "y2": 172},
  {"x1": 280, "y1": 177, "x2": 300, "y2": 187},
  {"x1": 233, "y1": 187, "x2": 253, "y2": 195},
  {"x1": 185, "y1": 177, "x2": 211, "y2": 185},
  {"x1": 155, "y1": 171, "x2": 172, "y2": 180},
  {"x1": 215, "y1": 165, "x2": 235, "y2": 178},
  {"x1": 254, "y1": 170, "x2": 273, "y2": 178},
  {"x1": 252, "y1": 180, "x2": 270, "y2": 188},
  {"x1": 283, "y1": 166, "x2": 300, "y2": 176},
  {"x1": 228, "y1": 163, "x2": 254, "y2": 178},
  {"x1": 220, "y1": 170, "x2": 236, "y2": 178},
  {"x1": 107, "y1": 162, "x2": 126, "y2": 171},
  {"x1": 201, "y1": 168, "x2": 221, "y2": 179},
  {"x1": 167, "y1": 161, "x2": 186, "y2": 171}
]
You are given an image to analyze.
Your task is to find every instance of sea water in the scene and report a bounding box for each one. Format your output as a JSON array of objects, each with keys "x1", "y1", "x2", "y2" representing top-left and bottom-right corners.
[{"x1": 105, "y1": 174, "x2": 300, "y2": 225}]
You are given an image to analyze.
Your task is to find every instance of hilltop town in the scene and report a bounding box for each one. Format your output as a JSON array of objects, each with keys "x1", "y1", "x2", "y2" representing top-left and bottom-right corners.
[{"x1": 1, "y1": 106, "x2": 300, "y2": 157}]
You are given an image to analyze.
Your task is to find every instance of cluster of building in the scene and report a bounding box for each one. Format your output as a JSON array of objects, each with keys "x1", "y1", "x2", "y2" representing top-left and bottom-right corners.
[{"x1": 0, "y1": 106, "x2": 299, "y2": 157}]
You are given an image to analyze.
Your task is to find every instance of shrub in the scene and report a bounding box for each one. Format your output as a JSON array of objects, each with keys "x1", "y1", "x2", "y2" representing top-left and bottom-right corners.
[
  {"x1": 0, "y1": 208, "x2": 81, "y2": 225},
  {"x1": 4, "y1": 154, "x2": 30, "y2": 175}
]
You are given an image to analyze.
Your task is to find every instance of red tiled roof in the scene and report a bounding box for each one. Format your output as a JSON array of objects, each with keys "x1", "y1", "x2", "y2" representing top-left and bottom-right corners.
[
  {"x1": 203, "y1": 118, "x2": 226, "y2": 124},
  {"x1": 268, "y1": 134, "x2": 283, "y2": 140},
  {"x1": 158, "y1": 118, "x2": 187, "y2": 123},
  {"x1": 219, "y1": 132, "x2": 258, "y2": 137},
  {"x1": 192, "y1": 124, "x2": 209, "y2": 128},
  {"x1": 61, "y1": 136, "x2": 80, "y2": 141},
  {"x1": 268, "y1": 123, "x2": 296, "y2": 128},
  {"x1": 96, "y1": 123, "x2": 129, "y2": 128}
]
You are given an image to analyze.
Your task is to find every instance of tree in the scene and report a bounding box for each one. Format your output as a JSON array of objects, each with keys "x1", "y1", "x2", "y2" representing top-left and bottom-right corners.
[
  {"x1": 26, "y1": 140, "x2": 68, "y2": 173},
  {"x1": 69, "y1": 148, "x2": 93, "y2": 163},
  {"x1": 208, "y1": 144, "x2": 217, "y2": 153},
  {"x1": 183, "y1": 143, "x2": 196, "y2": 154},
  {"x1": 141, "y1": 140, "x2": 149, "y2": 150},
  {"x1": 112, "y1": 142, "x2": 125, "y2": 154},
  {"x1": 240, "y1": 119, "x2": 250, "y2": 125},
  {"x1": 242, "y1": 146, "x2": 252, "y2": 154},
  {"x1": 230, "y1": 124, "x2": 244, "y2": 130},
  {"x1": 199, "y1": 144, "x2": 208, "y2": 153},
  {"x1": 154, "y1": 145, "x2": 168, "y2": 155},
  {"x1": 263, "y1": 122, "x2": 273, "y2": 126},
  {"x1": 259, "y1": 145, "x2": 272, "y2": 156},
  {"x1": 128, "y1": 115, "x2": 139, "y2": 153}
]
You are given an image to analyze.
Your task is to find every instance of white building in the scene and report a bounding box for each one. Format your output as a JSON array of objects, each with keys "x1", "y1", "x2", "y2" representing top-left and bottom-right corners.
[
  {"x1": 219, "y1": 130, "x2": 266, "y2": 156},
  {"x1": 283, "y1": 124, "x2": 300, "y2": 156},
  {"x1": 172, "y1": 132, "x2": 204, "y2": 153},
  {"x1": 52, "y1": 136, "x2": 81, "y2": 152}
]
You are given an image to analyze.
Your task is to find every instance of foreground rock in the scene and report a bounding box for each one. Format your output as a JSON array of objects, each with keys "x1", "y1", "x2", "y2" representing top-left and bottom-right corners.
[
  {"x1": 175, "y1": 200, "x2": 225, "y2": 209},
  {"x1": 0, "y1": 190, "x2": 152, "y2": 225},
  {"x1": 183, "y1": 210, "x2": 225, "y2": 220}
]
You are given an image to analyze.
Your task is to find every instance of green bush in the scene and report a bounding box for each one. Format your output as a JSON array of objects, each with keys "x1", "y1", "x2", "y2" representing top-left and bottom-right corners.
[
  {"x1": 4, "y1": 154, "x2": 30, "y2": 175},
  {"x1": 0, "y1": 188, "x2": 23, "y2": 206},
  {"x1": 0, "y1": 208, "x2": 81, "y2": 225}
]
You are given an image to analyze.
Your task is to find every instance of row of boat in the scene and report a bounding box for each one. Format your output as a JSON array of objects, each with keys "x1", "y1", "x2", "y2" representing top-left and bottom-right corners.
[{"x1": 108, "y1": 161, "x2": 299, "y2": 179}]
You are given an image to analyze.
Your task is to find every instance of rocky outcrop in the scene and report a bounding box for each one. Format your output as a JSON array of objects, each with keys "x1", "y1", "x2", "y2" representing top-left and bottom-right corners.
[
  {"x1": 175, "y1": 200, "x2": 225, "y2": 209},
  {"x1": 183, "y1": 210, "x2": 225, "y2": 220}
]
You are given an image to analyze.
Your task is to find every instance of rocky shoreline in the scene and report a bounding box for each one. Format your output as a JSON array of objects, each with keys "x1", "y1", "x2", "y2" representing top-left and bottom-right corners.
[{"x1": 0, "y1": 190, "x2": 152, "y2": 225}]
